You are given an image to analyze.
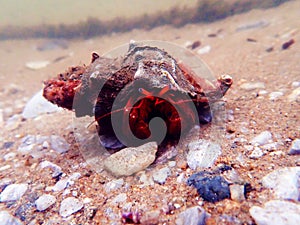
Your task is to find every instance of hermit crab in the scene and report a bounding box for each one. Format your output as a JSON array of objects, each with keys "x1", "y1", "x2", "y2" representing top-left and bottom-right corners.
[{"x1": 43, "y1": 41, "x2": 232, "y2": 151}]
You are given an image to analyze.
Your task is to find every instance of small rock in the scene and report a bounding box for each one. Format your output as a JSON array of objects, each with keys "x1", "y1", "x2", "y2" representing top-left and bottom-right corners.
[
  {"x1": 292, "y1": 81, "x2": 300, "y2": 88},
  {"x1": 59, "y1": 197, "x2": 83, "y2": 217},
  {"x1": 50, "y1": 135, "x2": 70, "y2": 154},
  {"x1": 40, "y1": 160, "x2": 62, "y2": 178},
  {"x1": 251, "y1": 131, "x2": 272, "y2": 146},
  {"x1": 152, "y1": 167, "x2": 171, "y2": 184},
  {"x1": 282, "y1": 39, "x2": 295, "y2": 50},
  {"x1": 104, "y1": 179, "x2": 124, "y2": 193},
  {"x1": 258, "y1": 90, "x2": 268, "y2": 95},
  {"x1": 262, "y1": 167, "x2": 300, "y2": 201},
  {"x1": 187, "y1": 140, "x2": 222, "y2": 169},
  {"x1": 186, "y1": 40, "x2": 201, "y2": 50},
  {"x1": 111, "y1": 193, "x2": 127, "y2": 205},
  {"x1": 197, "y1": 45, "x2": 211, "y2": 54},
  {"x1": 22, "y1": 90, "x2": 62, "y2": 119},
  {"x1": 261, "y1": 142, "x2": 278, "y2": 151},
  {"x1": 175, "y1": 206, "x2": 208, "y2": 225},
  {"x1": 0, "y1": 211, "x2": 23, "y2": 225},
  {"x1": 187, "y1": 172, "x2": 230, "y2": 203},
  {"x1": 18, "y1": 135, "x2": 36, "y2": 154},
  {"x1": 289, "y1": 139, "x2": 300, "y2": 155},
  {"x1": 5, "y1": 114, "x2": 22, "y2": 131},
  {"x1": 140, "y1": 210, "x2": 160, "y2": 225},
  {"x1": 2, "y1": 141, "x2": 14, "y2": 149},
  {"x1": 269, "y1": 91, "x2": 283, "y2": 101},
  {"x1": 138, "y1": 172, "x2": 154, "y2": 187},
  {"x1": 249, "y1": 147, "x2": 264, "y2": 159},
  {"x1": 288, "y1": 87, "x2": 300, "y2": 102},
  {"x1": 229, "y1": 184, "x2": 245, "y2": 202},
  {"x1": 250, "y1": 200, "x2": 300, "y2": 225},
  {"x1": 3, "y1": 152, "x2": 16, "y2": 161},
  {"x1": 0, "y1": 183, "x2": 28, "y2": 202},
  {"x1": 103, "y1": 142, "x2": 157, "y2": 177},
  {"x1": 25, "y1": 61, "x2": 50, "y2": 70},
  {"x1": 240, "y1": 82, "x2": 265, "y2": 90},
  {"x1": 52, "y1": 173, "x2": 81, "y2": 192},
  {"x1": 35, "y1": 194, "x2": 56, "y2": 211}
]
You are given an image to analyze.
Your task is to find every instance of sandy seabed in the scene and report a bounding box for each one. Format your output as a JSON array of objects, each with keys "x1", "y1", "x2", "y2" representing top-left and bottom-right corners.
[{"x1": 0, "y1": 0, "x2": 299, "y2": 224}]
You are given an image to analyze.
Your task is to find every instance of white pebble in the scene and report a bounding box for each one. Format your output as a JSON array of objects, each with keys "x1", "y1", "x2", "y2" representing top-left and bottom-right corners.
[
  {"x1": 35, "y1": 194, "x2": 56, "y2": 211},
  {"x1": 250, "y1": 200, "x2": 300, "y2": 225},
  {"x1": 291, "y1": 81, "x2": 300, "y2": 88},
  {"x1": 262, "y1": 167, "x2": 300, "y2": 201},
  {"x1": 104, "y1": 179, "x2": 124, "y2": 193},
  {"x1": 0, "y1": 211, "x2": 23, "y2": 225},
  {"x1": 104, "y1": 142, "x2": 157, "y2": 177},
  {"x1": 240, "y1": 82, "x2": 265, "y2": 90},
  {"x1": 249, "y1": 147, "x2": 264, "y2": 159},
  {"x1": 269, "y1": 91, "x2": 283, "y2": 101},
  {"x1": 5, "y1": 114, "x2": 22, "y2": 131},
  {"x1": 152, "y1": 167, "x2": 171, "y2": 184},
  {"x1": 251, "y1": 131, "x2": 272, "y2": 146},
  {"x1": 111, "y1": 193, "x2": 127, "y2": 204},
  {"x1": 289, "y1": 139, "x2": 300, "y2": 155},
  {"x1": 22, "y1": 90, "x2": 62, "y2": 119},
  {"x1": 288, "y1": 87, "x2": 300, "y2": 102},
  {"x1": 50, "y1": 135, "x2": 70, "y2": 154},
  {"x1": 59, "y1": 197, "x2": 83, "y2": 217},
  {"x1": 25, "y1": 61, "x2": 50, "y2": 70},
  {"x1": 40, "y1": 160, "x2": 62, "y2": 178},
  {"x1": 0, "y1": 183, "x2": 28, "y2": 202},
  {"x1": 18, "y1": 135, "x2": 36, "y2": 154},
  {"x1": 197, "y1": 45, "x2": 211, "y2": 54},
  {"x1": 187, "y1": 140, "x2": 222, "y2": 169}
]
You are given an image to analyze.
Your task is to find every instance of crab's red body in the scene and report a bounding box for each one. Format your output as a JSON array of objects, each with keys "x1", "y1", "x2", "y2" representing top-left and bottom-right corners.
[{"x1": 43, "y1": 43, "x2": 233, "y2": 150}]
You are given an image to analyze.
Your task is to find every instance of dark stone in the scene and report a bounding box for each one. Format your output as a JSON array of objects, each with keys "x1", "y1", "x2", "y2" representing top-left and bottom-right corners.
[
  {"x1": 187, "y1": 171, "x2": 230, "y2": 203},
  {"x1": 1, "y1": 142, "x2": 14, "y2": 149}
]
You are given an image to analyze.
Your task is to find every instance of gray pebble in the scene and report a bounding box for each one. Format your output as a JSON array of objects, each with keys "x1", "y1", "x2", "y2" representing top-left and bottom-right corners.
[
  {"x1": 50, "y1": 135, "x2": 70, "y2": 154},
  {"x1": 240, "y1": 82, "x2": 265, "y2": 90},
  {"x1": 187, "y1": 140, "x2": 221, "y2": 169},
  {"x1": 0, "y1": 210, "x2": 24, "y2": 225},
  {"x1": 0, "y1": 183, "x2": 28, "y2": 202},
  {"x1": 5, "y1": 114, "x2": 22, "y2": 131},
  {"x1": 18, "y1": 135, "x2": 36, "y2": 154},
  {"x1": 59, "y1": 197, "x2": 83, "y2": 217},
  {"x1": 292, "y1": 81, "x2": 300, "y2": 88},
  {"x1": 40, "y1": 160, "x2": 62, "y2": 178},
  {"x1": 176, "y1": 206, "x2": 208, "y2": 225},
  {"x1": 104, "y1": 179, "x2": 124, "y2": 193},
  {"x1": 230, "y1": 184, "x2": 245, "y2": 202},
  {"x1": 269, "y1": 91, "x2": 283, "y2": 101},
  {"x1": 250, "y1": 200, "x2": 300, "y2": 225},
  {"x1": 152, "y1": 167, "x2": 171, "y2": 184},
  {"x1": 251, "y1": 131, "x2": 272, "y2": 146},
  {"x1": 262, "y1": 167, "x2": 300, "y2": 201},
  {"x1": 249, "y1": 147, "x2": 264, "y2": 159},
  {"x1": 104, "y1": 142, "x2": 157, "y2": 177},
  {"x1": 140, "y1": 210, "x2": 160, "y2": 224},
  {"x1": 111, "y1": 193, "x2": 127, "y2": 205},
  {"x1": 288, "y1": 87, "x2": 300, "y2": 102},
  {"x1": 52, "y1": 173, "x2": 81, "y2": 192},
  {"x1": 35, "y1": 194, "x2": 56, "y2": 211},
  {"x1": 22, "y1": 90, "x2": 62, "y2": 119},
  {"x1": 289, "y1": 139, "x2": 300, "y2": 155}
]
